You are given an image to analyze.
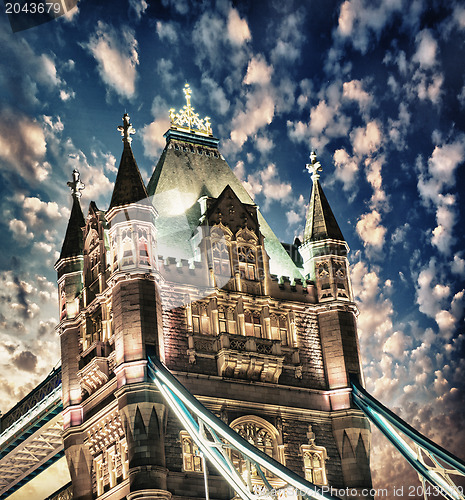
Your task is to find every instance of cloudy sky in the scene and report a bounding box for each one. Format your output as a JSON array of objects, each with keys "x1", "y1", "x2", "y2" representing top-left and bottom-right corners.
[{"x1": 0, "y1": 0, "x2": 464, "y2": 496}]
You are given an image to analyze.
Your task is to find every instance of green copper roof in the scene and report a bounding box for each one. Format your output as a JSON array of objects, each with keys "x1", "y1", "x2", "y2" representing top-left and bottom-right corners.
[
  {"x1": 147, "y1": 137, "x2": 303, "y2": 280},
  {"x1": 303, "y1": 179, "x2": 345, "y2": 243}
]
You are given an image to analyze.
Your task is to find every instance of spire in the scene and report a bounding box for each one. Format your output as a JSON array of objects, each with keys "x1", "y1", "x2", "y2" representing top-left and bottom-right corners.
[
  {"x1": 60, "y1": 170, "x2": 86, "y2": 259},
  {"x1": 302, "y1": 152, "x2": 345, "y2": 243},
  {"x1": 109, "y1": 113, "x2": 148, "y2": 209}
]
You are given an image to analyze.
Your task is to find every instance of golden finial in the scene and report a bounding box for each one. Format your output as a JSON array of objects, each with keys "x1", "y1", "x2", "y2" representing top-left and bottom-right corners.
[{"x1": 169, "y1": 84, "x2": 213, "y2": 136}]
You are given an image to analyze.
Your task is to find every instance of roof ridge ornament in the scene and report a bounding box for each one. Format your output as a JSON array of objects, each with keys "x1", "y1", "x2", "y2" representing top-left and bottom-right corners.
[
  {"x1": 306, "y1": 150, "x2": 322, "y2": 183},
  {"x1": 169, "y1": 84, "x2": 213, "y2": 136},
  {"x1": 67, "y1": 169, "x2": 85, "y2": 198},
  {"x1": 118, "y1": 113, "x2": 136, "y2": 144}
]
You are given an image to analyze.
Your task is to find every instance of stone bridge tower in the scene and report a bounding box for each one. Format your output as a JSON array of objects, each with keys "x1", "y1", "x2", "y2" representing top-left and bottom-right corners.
[{"x1": 56, "y1": 86, "x2": 372, "y2": 499}]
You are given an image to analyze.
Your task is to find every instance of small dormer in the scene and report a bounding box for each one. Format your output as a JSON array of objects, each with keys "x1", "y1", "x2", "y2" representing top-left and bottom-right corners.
[{"x1": 194, "y1": 185, "x2": 270, "y2": 294}]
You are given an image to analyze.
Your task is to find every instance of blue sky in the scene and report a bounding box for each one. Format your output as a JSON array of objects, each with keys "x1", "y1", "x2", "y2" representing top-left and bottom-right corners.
[{"x1": 0, "y1": 0, "x2": 464, "y2": 495}]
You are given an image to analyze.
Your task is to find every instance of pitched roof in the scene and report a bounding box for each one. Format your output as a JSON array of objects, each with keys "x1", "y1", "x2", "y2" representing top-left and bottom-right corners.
[
  {"x1": 303, "y1": 179, "x2": 345, "y2": 243},
  {"x1": 147, "y1": 134, "x2": 303, "y2": 280},
  {"x1": 109, "y1": 141, "x2": 148, "y2": 209},
  {"x1": 59, "y1": 195, "x2": 85, "y2": 259}
]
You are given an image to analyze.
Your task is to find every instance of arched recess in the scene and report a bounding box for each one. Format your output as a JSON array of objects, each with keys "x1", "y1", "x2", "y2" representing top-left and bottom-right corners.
[{"x1": 229, "y1": 415, "x2": 285, "y2": 482}]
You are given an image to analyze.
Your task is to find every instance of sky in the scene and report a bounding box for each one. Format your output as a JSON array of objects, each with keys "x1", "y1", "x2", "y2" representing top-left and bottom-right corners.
[{"x1": 0, "y1": 0, "x2": 464, "y2": 497}]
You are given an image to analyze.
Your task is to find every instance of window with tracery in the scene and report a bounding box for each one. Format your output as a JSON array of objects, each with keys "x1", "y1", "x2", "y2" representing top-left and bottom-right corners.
[
  {"x1": 121, "y1": 229, "x2": 134, "y2": 267},
  {"x1": 301, "y1": 426, "x2": 327, "y2": 486},
  {"x1": 60, "y1": 288, "x2": 66, "y2": 321},
  {"x1": 218, "y1": 307, "x2": 236, "y2": 334},
  {"x1": 180, "y1": 432, "x2": 203, "y2": 472},
  {"x1": 138, "y1": 228, "x2": 150, "y2": 266},
  {"x1": 244, "y1": 310, "x2": 262, "y2": 337},
  {"x1": 190, "y1": 302, "x2": 211, "y2": 335},
  {"x1": 270, "y1": 314, "x2": 288, "y2": 345},
  {"x1": 230, "y1": 417, "x2": 282, "y2": 480},
  {"x1": 212, "y1": 240, "x2": 231, "y2": 276},
  {"x1": 238, "y1": 246, "x2": 256, "y2": 280}
]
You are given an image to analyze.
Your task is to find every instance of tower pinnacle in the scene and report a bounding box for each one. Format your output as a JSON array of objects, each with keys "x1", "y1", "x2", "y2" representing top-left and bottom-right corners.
[
  {"x1": 67, "y1": 169, "x2": 85, "y2": 198},
  {"x1": 306, "y1": 151, "x2": 322, "y2": 183},
  {"x1": 118, "y1": 113, "x2": 136, "y2": 144}
]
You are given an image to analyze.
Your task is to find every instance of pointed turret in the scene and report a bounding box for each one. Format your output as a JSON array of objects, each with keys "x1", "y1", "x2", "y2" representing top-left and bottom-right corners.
[
  {"x1": 59, "y1": 170, "x2": 86, "y2": 260},
  {"x1": 303, "y1": 151, "x2": 345, "y2": 243},
  {"x1": 109, "y1": 113, "x2": 148, "y2": 209},
  {"x1": 299, "y1": 153, "x2": 351, "y2": 301}
]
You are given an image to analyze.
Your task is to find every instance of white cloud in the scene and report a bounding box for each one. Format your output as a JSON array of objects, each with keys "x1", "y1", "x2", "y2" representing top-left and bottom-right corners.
[
  {"x1": 234, "y1": 162, "x2": 292, "y2": 209},
  {"x1": 335, "y1": 0, "x2": 404, "y2": 55},
  {"x1": 366, "y1": 157, "x2": 389, "y2": 211},
  {"x1": 333, "y1": 148, "x2": 358, "y2": 190},
  {"x1": 230, "y1": 91, "x2": 275, "y2": 148},
  {"x1": 156, "y1": 20, "x2": 178, "y2": 43},
  {"x1": 286, "y1": 210, "x2": 301, "y2": 225},
  {"x1": 0, "y1": 110, "x2": 48, "y2": 181},
  {"x1": 356, "y1": 210, "x2": 387, "y2": 252},
  {"x1": 227, "y1": 8, "x2": 251, "y2": 45},
  {"x1": 417, "y1": 138, "x2": 465, "y2": 255},
  {"x1": 129, "y1": 0, "x2": 148, "y2": 20},
  {"x1": 351, "y1": 120, "x2": 382, "y2": 155},
  {"x1": 342, "y1": 79, "x2": 373, "y2": 113},
  {"x1": 141, "y1": 119, "x2": 171, "y2": 158},
  {"x1": 243, "y1": 55, "x2": 273, "y2": 86},
  {"x1": 413, "y1": 29, "x2": 438, "y2": 69},
  {"x1": 84, "y1": 21, "x2": 139, "y2": 99},
  {"x1": 9, "y1": 219, "x2": 33, "y2": 244}
]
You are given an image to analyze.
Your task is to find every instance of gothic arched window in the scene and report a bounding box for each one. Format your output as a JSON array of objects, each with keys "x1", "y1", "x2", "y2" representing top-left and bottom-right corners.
[
  {"x1": 212, "y1": 240, "x2": 231, "y2": 277},
  {"x1": 218, "y1": 307, "x2": 236, "y2": 334},
  {"x1": 230, "y1": 416, "x2": 283, "y2": 481},
  {"x1": 300, "y1": 426, "x2": 328, "y2": 486},
  {"x1": 238, "y1": 246, "x2": 256, "y2": 281},
  {"x1": 138, "y1": 228, "x2": 150, "y2": 267},
  {"x1": 190, "y1": 302, "x2": 211, "y2": 335},
  {"x1": 180, "y1": 431, "x2": 203, "y2": 472}
]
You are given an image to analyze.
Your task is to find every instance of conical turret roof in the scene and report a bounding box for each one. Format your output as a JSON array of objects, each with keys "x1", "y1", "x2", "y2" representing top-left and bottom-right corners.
[
  {"x1": 109, "y1": 114, "x2": 148, "y2": 210},
  {"x1": 60, "y1": 171, "x2": 86, "y2": 259},
  {"x1": 302, "y1": 153, "x2": 345, "y2": 243}
]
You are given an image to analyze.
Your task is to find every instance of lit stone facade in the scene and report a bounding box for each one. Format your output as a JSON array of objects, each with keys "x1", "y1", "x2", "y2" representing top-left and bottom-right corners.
[{"x1": 54, "y1": 91, "x2": 373, "y2": 500}]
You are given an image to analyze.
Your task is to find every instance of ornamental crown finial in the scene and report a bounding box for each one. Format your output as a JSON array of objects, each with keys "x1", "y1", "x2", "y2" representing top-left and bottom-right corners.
[
  {"x1": 67, "y1": 169, "x2": 85, "y2": 198},
  {"x1": 118, "y1": 113, "x2": 136, "y2": 144},
  {"x1": 169, "y1": 84, "x2": 213, "y2": 136},
  {"x1": 306, "y1": 150, "x2": 322, "y2": 182}
]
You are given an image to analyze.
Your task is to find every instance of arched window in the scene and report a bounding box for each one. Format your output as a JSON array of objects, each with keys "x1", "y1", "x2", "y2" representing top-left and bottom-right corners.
[
  {"x1": 238, "y1": 246, "x2": 256, "y2": 281},
  {"x1": 230, "y1": 416, "x2": 283, "y2": 481},
  {"x1": 138, "y1": 228, "x2": 150, "y2": 267},
  {"x1": 190, "y1": 302, "x2": 211, "y2": 335},
  {"x1": 301, "y1": 425, "x2": 328, "y2": 486},
  {"x1": 180, "y1": 431, "x2": 203, "y2": 472},
  {"x1": 218, "y1": 307, "x2": 236, "y2": 334},
  {"x1": 121, "y1": 229, "x2": 134, "y2": 267},
  {"x1": 212, "y1": 240, "x2": 231, "y2": 277},
  {"x1": 244, "y1": 310, "x2": 262, "y2": 337}
]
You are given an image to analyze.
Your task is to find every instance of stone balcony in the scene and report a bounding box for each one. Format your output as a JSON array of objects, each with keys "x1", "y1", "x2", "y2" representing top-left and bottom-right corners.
[{"x1": 188, "y1": 333, "x2": 299, "y2": 383}]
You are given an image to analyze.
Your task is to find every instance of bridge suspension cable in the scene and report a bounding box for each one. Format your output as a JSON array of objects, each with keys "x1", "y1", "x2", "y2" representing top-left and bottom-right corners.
[
  {"x1": 147, "y1": 355, "x2": 340, "y2": 500},
  {"x1": 350, "y1": 375, "x2": 465, "y2": 500}
]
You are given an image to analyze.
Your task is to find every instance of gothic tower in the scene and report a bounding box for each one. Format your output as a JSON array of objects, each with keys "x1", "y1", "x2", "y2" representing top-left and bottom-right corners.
[{"x1": 55, "y1": 85, "x2": 372, "y2": 500}]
